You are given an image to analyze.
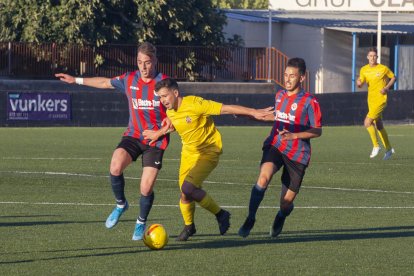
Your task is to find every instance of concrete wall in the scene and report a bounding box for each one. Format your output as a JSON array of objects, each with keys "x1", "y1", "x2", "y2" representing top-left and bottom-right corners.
[
  {"x1": 399, "y1": 46, "x2": 414, "y2": 90},
  {"x1": 322, "y1": 29, "x2": 353, "y2": 93},
  {"x1": 279, "y1": 24, "x2": 323, "y2": 94},
  {"x1": 1, "y1": 80, "x2": 413, "y2": 127}
]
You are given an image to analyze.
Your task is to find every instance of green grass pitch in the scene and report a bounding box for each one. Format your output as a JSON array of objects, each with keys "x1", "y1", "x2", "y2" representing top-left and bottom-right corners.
[{"x1": 1, "y1": 125, "x2": 413, "y2": 275}]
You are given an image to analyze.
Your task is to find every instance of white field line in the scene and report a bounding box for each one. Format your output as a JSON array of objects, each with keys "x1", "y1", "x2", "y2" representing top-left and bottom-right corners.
[
  {"x1": 0, "y1": 201, "x2": 413, "y2": 209},
  {"x1": 3, "y1": 157, "x2": 414, "y2": 167},
  {"x1": 2, "y1": 157, "x2": 179, "y2": 161},
  {"x1": 1, "y1": 170, "x2": 413, "y2": 195}
]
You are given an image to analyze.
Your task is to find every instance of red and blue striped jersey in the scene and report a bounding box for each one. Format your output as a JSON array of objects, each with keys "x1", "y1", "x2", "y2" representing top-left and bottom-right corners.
[
  {"x1": 110, "y1": 71, "x2": 169, "y2": 150},
  {"x1": 263, "y1": 89, "x2": 322, "y2": 165}
]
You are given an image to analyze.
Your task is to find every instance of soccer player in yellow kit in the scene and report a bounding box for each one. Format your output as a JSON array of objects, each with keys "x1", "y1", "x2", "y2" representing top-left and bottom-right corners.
[
  {"x1": 357, "y1": 48, "x2": 396, "y2": 160},
  {"x1": 143, "y1": 78, "x2": 271, "y2": 241}
]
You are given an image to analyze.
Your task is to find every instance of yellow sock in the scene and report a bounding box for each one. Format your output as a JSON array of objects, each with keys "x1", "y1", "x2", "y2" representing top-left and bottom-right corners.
[
  {"x1": 179, "y1": 200, "x2": 195, "y2": 226},
  {"x1": 366, "y1": 125, "x2": 379, "y2": 147},
  {"x1": 198, "y1": 194, "x2": 221, "y2": 215},
  {"x1": 378, "y1": 128, "x2": 392, "y2": 151}
]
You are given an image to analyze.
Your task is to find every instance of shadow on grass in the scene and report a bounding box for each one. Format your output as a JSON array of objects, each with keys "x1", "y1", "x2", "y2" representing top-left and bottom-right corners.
[
  {"x1": 0, "y1": 220, "x2": 105, "y2": 227},
  {"x1": 177, "y1": 225, "x2": 414, "y2": 249},
  {"x1": 0, "y1": 218, "x2": 169, "y2": 227},
  {"x1": 1, "y1": 225, "x2": 413, "y2": 264},
  {"x1": 0, "y1": 215, "x2": 59, "y2": 219}
]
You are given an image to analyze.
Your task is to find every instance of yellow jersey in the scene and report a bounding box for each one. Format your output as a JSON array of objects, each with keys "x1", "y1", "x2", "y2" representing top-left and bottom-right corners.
[
  {"x1": 167, "y1": 95, "x2": 223, "y2": 154},
  {"x1": 359, "y1": 63, "x2": 394, "y2": 106}
]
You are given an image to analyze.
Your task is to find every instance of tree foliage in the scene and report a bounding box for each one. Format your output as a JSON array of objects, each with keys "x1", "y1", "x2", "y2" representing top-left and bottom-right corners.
[
  {"x1": 213, "y1": 0, "x2": 268, "y2": 9},
  {"x1": 0, "y1": 0, "x2": 227, "y2": 46},
  {"x1": 0, "y1": 0, "x2": 250, "y2": 81}
]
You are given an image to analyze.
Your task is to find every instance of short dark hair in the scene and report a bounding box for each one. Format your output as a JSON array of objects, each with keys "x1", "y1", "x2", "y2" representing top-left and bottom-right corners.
[
  {"x1": 368, "y1": 47, "x2": 378, "y2": 55},
  {"x1": 287, "y1": 57, "x2": 306, "y2": 76},
  {"x1": 155, "y1": 78, "x2": 179, "y2": 92},
  {"x1": 138, "y1": 42, "x2": 157, "y2": 59}
]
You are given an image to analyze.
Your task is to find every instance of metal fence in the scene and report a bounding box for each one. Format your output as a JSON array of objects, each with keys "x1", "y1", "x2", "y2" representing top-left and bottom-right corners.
[
  {"x1": 0, "y1": 42, "x2": 309, "y2": 90},
  {"x1": 255, "y1": 48, "x2": 310, "y2": 91}
]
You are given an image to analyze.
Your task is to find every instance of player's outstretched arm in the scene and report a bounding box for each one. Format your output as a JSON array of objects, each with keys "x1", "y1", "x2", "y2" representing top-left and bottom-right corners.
[
  {"x1": 55, "y1": 73, "x2": 113, "y2": 89},
  {"x1": 220, "y1": 105, "x2": 274, "y2": 121}
]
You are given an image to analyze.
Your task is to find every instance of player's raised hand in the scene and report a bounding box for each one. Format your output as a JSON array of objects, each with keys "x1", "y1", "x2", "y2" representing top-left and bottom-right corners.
[{"x1": 55, "y1": 73, "x2": 75, "y2": 84}]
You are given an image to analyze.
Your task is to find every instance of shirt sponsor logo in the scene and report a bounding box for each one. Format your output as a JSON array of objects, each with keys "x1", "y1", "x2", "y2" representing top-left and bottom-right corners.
[
  {"x1": 275, "y1": 110, "x2": 295, "y2": 123},
  {"x1": 129, "y1": 85, "x2": 140, "y2": 90},
  {"x1": 131, "y1": 99, "x2": 161, "y2": 110}
]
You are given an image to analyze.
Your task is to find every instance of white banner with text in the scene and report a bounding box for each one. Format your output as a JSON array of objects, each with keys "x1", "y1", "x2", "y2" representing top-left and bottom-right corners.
[{"x1": 269, "y1": 0, "x2": 414, "y2": 11}]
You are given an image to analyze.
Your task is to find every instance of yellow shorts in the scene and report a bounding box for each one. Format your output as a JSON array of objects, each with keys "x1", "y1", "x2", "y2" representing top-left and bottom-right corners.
[
  {"x1": 367, "y1": 102, "x2": 386, "y2": 120},
  {"x1": 179, "y1": 151, "x2": 220, "y2": 189}
]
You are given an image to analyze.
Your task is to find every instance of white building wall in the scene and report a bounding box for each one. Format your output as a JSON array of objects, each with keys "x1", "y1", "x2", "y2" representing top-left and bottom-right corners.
[
  {"x1": 224, "y1": 18, "x2": 282, "y2": 48},
  {"x1": 278, "y1": 24, "x2": 323, "y2": 93},
  {"x1": 321, "y1": 29, "x2": 354, "y2": 93},
  {"x1": 398, "y1": 46, "x2": 414, "y2": 90},
  {"x1": 223, "y1": 18, "x2": 397, "y2": 93}
]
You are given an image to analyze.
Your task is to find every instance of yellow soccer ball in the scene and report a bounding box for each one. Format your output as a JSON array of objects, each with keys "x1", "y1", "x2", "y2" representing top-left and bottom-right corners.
[{"x1": 143, "y1": 224, "x2": 169, "y2": 250}]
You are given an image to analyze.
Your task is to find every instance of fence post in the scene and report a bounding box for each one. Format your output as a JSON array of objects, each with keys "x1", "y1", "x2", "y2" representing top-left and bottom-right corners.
[{"x1": 8, "y1": 42, "x2": 11, "y2": 76}]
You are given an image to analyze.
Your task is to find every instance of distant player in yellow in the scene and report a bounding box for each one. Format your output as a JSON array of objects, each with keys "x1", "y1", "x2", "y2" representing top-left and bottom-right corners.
[
  {"x1": 357, "y1": 47, "x2": 396, "y2": 160},
  {"x1": 143, "y1": 78, "x2": 271, "y2": 241}
]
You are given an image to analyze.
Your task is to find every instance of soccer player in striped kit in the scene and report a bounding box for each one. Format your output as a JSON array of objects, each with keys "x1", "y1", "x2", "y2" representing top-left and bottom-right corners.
[
  {"x1": 55, "y1": 42, "x2": 170, "y2": 241},
  {"x1": 238, "y1": 57, "x2": 322, "y2": 238}
]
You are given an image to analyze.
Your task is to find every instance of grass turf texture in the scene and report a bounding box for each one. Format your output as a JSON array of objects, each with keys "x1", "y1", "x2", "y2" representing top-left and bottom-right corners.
[{"x1": 1, "y1": 125, "x2": 413, "y2": 275}]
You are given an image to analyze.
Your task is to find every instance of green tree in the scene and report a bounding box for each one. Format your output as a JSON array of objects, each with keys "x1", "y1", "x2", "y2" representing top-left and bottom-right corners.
[
  {"x1": 0, "y1": 0, "x2": 227, "y2": 46},
  {"x1": 213, "y1": 0, "x2": 268, "y2": 9},
  {"x1": 0, "y1": 0, "x2": 244, "y2": 81}
]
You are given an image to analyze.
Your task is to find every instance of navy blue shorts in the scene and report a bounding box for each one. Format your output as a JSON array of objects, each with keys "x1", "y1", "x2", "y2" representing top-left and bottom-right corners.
[
  {"x1": 116, "y1": 136, "x2": 164, "y2": 169},
  {"x1": 261, "y1": 145, "x2": 307, "y2": 193}
]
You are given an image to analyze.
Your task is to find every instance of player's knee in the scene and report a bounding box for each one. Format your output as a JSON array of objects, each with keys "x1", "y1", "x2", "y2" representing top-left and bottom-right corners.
[
  {"x1": 375, "y1": 121, "x2": 384, "y2": 130},
  {"x1": 181, "y1": 181, "x2": 195, "y2": 197},
  {"x1": 280, "y1": 198, "x2": 294, "y2": 209},
  {"x1": 140, "y1": 186, "x2": 154, "y2": 196},
  {"x1": 257, "y1": 175, "x2": 270, "y2": 188},
  {"x1": 180, "y1": 192, "x2": 190, "y2": 202},
  {"x1": 110, "y1": 162, "x2": 123, "y2": 175}
]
